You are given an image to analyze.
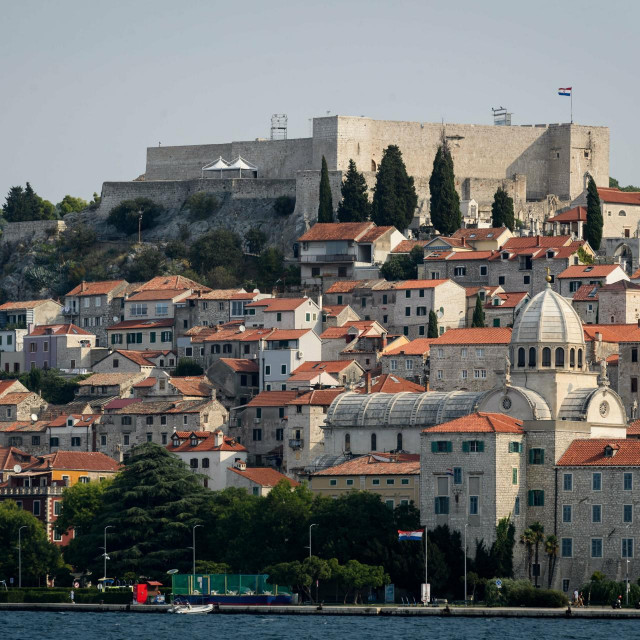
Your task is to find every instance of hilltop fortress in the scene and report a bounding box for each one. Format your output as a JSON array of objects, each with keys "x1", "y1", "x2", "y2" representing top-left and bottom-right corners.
[{"x1": 92, "y1": 116, "x2": 609, "y2": 247}]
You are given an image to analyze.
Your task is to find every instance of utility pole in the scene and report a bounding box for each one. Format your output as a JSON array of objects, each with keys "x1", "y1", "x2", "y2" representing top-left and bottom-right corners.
[
  {"x1": 308, "y1": 523, "x2": 318, "y2": 558},
  {"x1": 464, "y1": 524, "x2": 468, "y2": 605},
  {"x1": 137, "y1": 210, "x2": 143, "y2": 244},
  {"x1": 18, "y1": 526, "x2": 26, "y2": 588},
  {"x1": 103, "y1": 525, "x2": 114, "y2": 582}
]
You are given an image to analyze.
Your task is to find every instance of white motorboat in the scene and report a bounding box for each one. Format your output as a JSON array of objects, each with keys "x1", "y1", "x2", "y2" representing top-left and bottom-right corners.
[{"x1": 169, "y1": 602, "x2": 213, "y2": 614}]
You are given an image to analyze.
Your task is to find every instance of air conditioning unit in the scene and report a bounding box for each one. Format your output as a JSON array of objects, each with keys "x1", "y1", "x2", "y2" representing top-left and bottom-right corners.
[
  {"x1": 247, "y1": 354, "x2": 257, "y2": 360},
  {"x1": 296, "y1": 351, "x2": 304, "y2": 359},
  {"x1": 253, "y1": 418, "x2": 261, "y2": 424}
]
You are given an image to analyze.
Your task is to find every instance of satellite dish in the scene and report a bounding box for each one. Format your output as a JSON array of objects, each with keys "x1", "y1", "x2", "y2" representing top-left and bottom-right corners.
[
  {"x1": 113, "y1": 316, "x2": 120, "y2": 323},
  {"x1": 166, "y1": 569, "x2": 179, "y2": 575},
  {"x1": 13, "y1": 465, "x2": 22, "y2": 473},
  {"x1": 252, "y1": 289, "x2": 259, "y2": 294},
  {"x1": 238, "y1": 325, "x2": 246, "y2": 332},
  {"x1": 30, "y1": 413, "x2": 38, "y2": 422}
]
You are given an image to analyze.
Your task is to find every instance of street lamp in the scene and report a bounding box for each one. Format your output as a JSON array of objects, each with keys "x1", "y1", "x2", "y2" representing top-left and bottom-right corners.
[
  {"x1": 308, "y1": 523, "x2": 318, "y2": 558},
  {"x1": 192, "y1": 524, "x2": 202, "y2": 578},
  {"x1": 102, "y1": 525, "x2": 114, "y2": 583},
  {"x1": 625, "y1": 523, "x2": 632, "y2": 606},
  {"x1": 463, "y1": 524, "x2": 468, "y2": 605},
  {"x1": 17, "y1": 526, "x2": 27, "y2": 588}
]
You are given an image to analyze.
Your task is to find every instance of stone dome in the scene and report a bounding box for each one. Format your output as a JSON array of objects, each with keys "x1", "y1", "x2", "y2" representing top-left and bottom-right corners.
[{"x1": 511, "y1": 285, "x2": 585, "y2": 346}]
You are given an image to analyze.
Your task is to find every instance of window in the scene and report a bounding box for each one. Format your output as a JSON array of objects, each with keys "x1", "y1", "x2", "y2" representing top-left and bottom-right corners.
[
  {"x1": 156, "y1": 303, "x2": 168, "y2": 316},
  {"x1": 43, "y1": 342, "x2": 49, "y2": 352},
  {"x1": 401, "y1": 478, "x2": 410, "y2": 485},
  {"x1": 390, "y1": 359, "x2": 397, "y2": 371},
  {"x1": 592, "y1": 504, "x2": 602, "y2": 523},
  {"x1": 469, "y1": 495, "x2": 479, "y2": 515},
  {"x1": 461, "y1": 370, "x2": 468, "y2": 379},
  {"x1": 624, "y1": 504, "x2": 633, "y2": 523},
  {"x1": 592, "y1": 472, "x2": 602, "y2": 491},
  {"x1": 71, "y1": 437, "x2": 81, "y2": 447},
  {"x1": 555, "y1": 348, "x2": 565, "y2": 367},
  {"x1": 514, "y1": 496, "x2": 520, "y2": 516},
  {"x1": 130, "y1": 303, "x2": 147, "y2": 316},
  {"x1": 561, "y1": 538, "x2": 573, "y2": 558},
  {"x1": 123, "y1": 434, "x2": 130, "y2": 445},
  {"x1": 336, "y1": 295, "x2": 343, "y2": 305},
  {"x1": 385, "y1": 499, "x2": 395, "y2": 509},
  {"x1": 54, "y1": 501, "x2": 62, "y2": 516},
  {"x1": 100, "y1": 434, "x2": 107, "y2": 446},
  {"x1": 529, "y1": 448, "x2": 544, "y2": 464},
  {"x1": 161, "y1": 433, "x2": 167, "y2": 445},
  {"x1": 329, "y1": 479, "x2": 337, "y2": 487},
  {"x1": 434, "y1": 496, "x2": 449, "y2": 514},
  {"x1": 498, "y1": 276, "x2": 505, "y2": 285},
  {"x1": 146, "y1": 416, "x2": 154, "y2": 425},
  {"x1": 371, "y1": 433, "x2": 377, "y2": 450},
  {"x1": 454, "y1": 266, "x2": 466, "y2": 277},
  {"x1": 620, "y1": 210, "x2": 627, "y2": 216},
  {"x1": 569, "y1": 281, "x2": 582, "y2": 293},
  {"x1": 529, "y1": 347, "x2": 536, "y2": 367},
  {"x1": 578, "y1": 349, "x2": 583, "y2": 368},
  {"x1": 280, "y1": 364, "x2": 287, "y2": 375},
  {"x1": 437, "y1": 369, "x2": 443, "y2": 380},
  {"x1": 473, "y1": 369, "x2": 486, "y2": 379},
  {"x1": 476, "y1": 348, "x2": 485, "y2": 358},
  {"x1": 183, "y1": 415, "x2": 188, "y2": 425},
  {"x1": 416, "y1": 307, "x2": 426, "y2": 317},
  {"x1": 633, "y1": 348, "x2": 638, "y2": 363},
  {"x1": 252, "y1": 486, "x2": 260, "y2": 496},
  {"x1": 372, "y1": 478, "x2": 380, "y2": 486},
  {"x1": 562, "y1": 505, "x2": 572, "y2": 523},
  {"x1": 386, "y1": 478, "x2": 395, "y2": 485},
  {"x1": 346, "y1": 479, "x2": 354, "y2": 486},
  {"x1": 480, "y1": 266, "x2": 488, "y2": 276},
  {"x1": 563, "y1": 473, "x2": 573, "y2": 491},
  {"x1": 33, "y1": 501, "x2": 41, "y2": 516},
  {"x1": 30, "y1": 342, "x2": 36, "y2": 352},
  {"x1": 570, "y1": 348, "x2": 575, "y2": 367},
  {"x1": 633, "y1": 378, "x2": 638, "y2": 393},
  {"x1": 512, "y1": 468, "x2": 518, "y2": 485},
  {"x1": 528, "y1": 490, "x2": 544, "y2": 506},
  {"x1": 562, "y1": 579, "x2": 570, "y2": 593},
  {"x1": 32, "y1": 435, "x2": 40, "y2": 446},
  {"x1": 622, "y1": 538, "x2": 634, "y2": 558},
  {"x1": 431, "y1": 441, "x2": 452, "y2": 453},
  {"x1": 276, "y1": 428, "x2": 284, "y2": 441},
  {"x1": 50, "y1": 437, "x2": 59, "y2": 447},
  {"x1": 190, "y1": 458, "x2": 198, "y2": 468},
  {"x1": 146, "y1": 433, "x2": 153, "y2": 443},
  {"x1": 523, "y1": 275, "x2": 530, "y2": 285},
  {"x1": 252, "y1": 428, "x2": 262, "y2": 441},
  {"x1": 469, "y1": 477, "x2": 480, "y2": 515},
  {"x1": 202, "y1": 458, "x2": 210, "y2": 468},
  {"x1": 542, "y1": 347, "x2": 551, "y2": 367},
  {"x1": 161, "y1": 331, "x2": 173, "y2": 342},
  {"x1": 405, "y1": 307, "x2": 411, "y2": 317},
  {"x1": 591, "y1": 538, "x2": 603, "y2": 558},
  {"x1": 265, "y1": 365, "x2": 271, "y2": 376},
  {"x1": 111, "y1": 333, "x2": 123, "y2": 345},
  {"x1": 121, "y1": 416, "x2": 132, "y2": 426},
  {"x1": 624, "y1": 472, "x2": 633, "y2": 491},
  {"x1": 405, "y1": 290, "x2": 411, "y2": 299},
  {"x1": 344, "y1": 433, "x2": 351, "y2": 451},
  {"x1": 462, "y1": 440, "x2": 484, "y2": 453},
  {"x1": 509, "y1": 441, "x2": 522, "y2": 453},
  {"x1": 453, "y1": 467, "x2": 462, "y2": 485},
  {"x1": 382, "y1": 294, "x2": 388, "y2": 305}
]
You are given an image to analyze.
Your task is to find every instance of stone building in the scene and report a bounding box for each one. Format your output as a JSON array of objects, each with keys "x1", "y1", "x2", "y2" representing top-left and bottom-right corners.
[
  {"x1": 484, "y1": 291, "x2": 530, "y2": 328},
  {"x1": 0, "y1": 327, "x2": 28, "y2": 374},
  {"x1": 24, "y1": 324, "x2": 96, "y2": 372},
  {"x1": 321, "y1": 304, "x2": 360, "y2": 331},
  {"x1": 598, "y1": 280, "x2": 640, "y2": 324},
  {"x1": 226, "y1": 461, "x2": 298, "y2": 496},
  {"x1": 207, "y1": 358, "x2": 259, "y2": 408},
  {"x1": 571, "y1": 285, "x2": 599, "y2": 325},
  {"x1": 0, "y1": 299, "x2": 63, "y2": 330},
  {"x1": 429, "y1": 328, "x2": 511, "y2": 392},
  {"x1": 573, "y1": 187, "x2": 640, "y2": 239},
  {"x1": 319, "y1": 320, "x2": 389, "y2": 371},
  {"x1": 380, "y1": 338, "x2": 435, "y2": 385},
  {"x1": 557, "y1": 264, "x2": 628, "y2": 298}
]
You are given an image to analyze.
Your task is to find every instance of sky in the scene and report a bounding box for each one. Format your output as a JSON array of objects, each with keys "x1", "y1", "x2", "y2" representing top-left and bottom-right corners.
[{"x1": 2, "y1": 0, "x2": 639, "y2": 204}]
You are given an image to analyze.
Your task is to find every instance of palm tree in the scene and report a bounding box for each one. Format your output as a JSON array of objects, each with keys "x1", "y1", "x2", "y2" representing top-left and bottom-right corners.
[
  {"x1": 520, "y1": 528, "x2": 535, "y2": 581},
  {"x1": 530, "y1": 522, "x2": 545, "y2": 588},
  {"x1": 545, "y1": 535, "x2": 559, "y2": 589}
]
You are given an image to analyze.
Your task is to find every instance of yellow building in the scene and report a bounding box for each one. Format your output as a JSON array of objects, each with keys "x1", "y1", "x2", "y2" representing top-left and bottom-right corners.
[{"x1": 309, "y1": 453, "x2": 420, "y2": 509}]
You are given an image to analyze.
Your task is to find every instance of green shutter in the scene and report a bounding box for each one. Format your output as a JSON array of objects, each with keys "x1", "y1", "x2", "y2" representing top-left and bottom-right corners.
[
  {"x1": 478, "y1": 441, "x2": 485, "y2": 452},
  {"x1": 446, "y1": 441, "x2": 453, "y2": 453},
  {"x1": 462, "y1": 441, "x2": 470, "y2": 453},
  {"x1": 150, "y1": 332, "x2": 156, "y2": 343},
  {"x1": 540, "y1": 450, "x2": 544, "y2": 464},
  {"x1": 431, "y1": 442, "x2": 438, "y2": 453},
  {"x1": 528, "y1": 490, "x2": 534, "y2": 506},
  {"x1": 111, "y1": 334, "x2": 117, "y2": 345},
  {"x1": 529, "y1": 449, "x2": 534, "y2": 464},
  {"x1": 540, "y1": 490, "x2": 544, "y2": 506}
]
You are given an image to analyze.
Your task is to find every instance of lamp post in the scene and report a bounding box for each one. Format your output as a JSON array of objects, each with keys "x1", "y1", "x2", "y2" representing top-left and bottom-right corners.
[
  {"x1": 192, "y1": 524, "x2": 202, "y2": 578},
  {"x1": 102, "y1": 525, "x2": 114, "y2": 583},
  {"x1": 626, "y1": 558, "x2": 630, "y2": 606},
  {"x1": 463, "y1": 524, "x2": 468, "y2": 605},
  {"x1": 18, "y1": 526, "x2": 27, "y2": 588},
  {"x1": 308, "y1": 523, "x2": 318, "y2": 558}
]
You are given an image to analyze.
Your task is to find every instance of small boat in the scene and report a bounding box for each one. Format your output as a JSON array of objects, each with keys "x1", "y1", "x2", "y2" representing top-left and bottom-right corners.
[{"x1": 169, "y1": 602, "x2": 213, "y2": 615}]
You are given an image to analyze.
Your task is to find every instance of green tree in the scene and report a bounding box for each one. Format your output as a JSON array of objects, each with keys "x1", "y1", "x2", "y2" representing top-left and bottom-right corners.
[
  {"x1": 471, "y1": 295, "x2": 485, "y2": 328},
  {"x1": 244, "y1": 228, "x2": 267, "y2": 254},
  {"x1": 427, "y1": 310, "x2": 438, "y2": 338},
  {"x1": 490, "y1": 516, "x2": 516, "y2": 578},
  {"x1": 2, "y1": 183, "x2": 57, "y2": 222},
  {"x1": 189, "y1": 229, "x2": 243, "y2": 278},
  {"x1": 491, "y1": 187, "x2": 515, "y2": 230},
  {"x1": 206, "y1": 265, "x2": 239, "y2": 289},
  {"x1": 409, "y1": 244, "x2": 424, "y2": 268},
  {"x1": 57, "y1": 195, "x2": 89, "y2": 215},
  {"x1": 173, "y1": 358, "x2": 204, "y2": 376},
  {"x1": 273, "y1": 195, "x2": 296, "y2": 216},
  {"x1": 107, "y1": 197, "x2": 163, "y2": 235},
  {"x1": 126, "y1": 247, "x2": 167, "y2": 282},
  {"x1": 184, "y1": 192, "x2": 219, "y2": 221},
  {"x1": 545, "y1": 534, "x2": 559, "y2": 589},
  {"x1": 585, "y1": 177, "x2": 603, "y2": 250},
  {"x1": 19, "y1": 367, "x2": 86, "y2": 404},
  {"x1": 341, "y1": 559, "x2": 388, "y2": 604},
  {"x1": 380, "y1": 255, "x2": 416, "y2": 281},
  {"x1": 56, "y1": 479, "x2": 112, "y2": 535},
  {"x1": 318, "y1": 156, "x2": 333, "y2": 222},
  {"x1": 520, "y1": 528, "x2": 535, "y2": 581},
  {"x1": 0, "y1": 501, "x2": 63, "y2": 586},
  {"x1": 371, "y1": 145, "x2": 418, "y2": 231},
  {"x1": 429, "y1": 142, "x2": 461, "y2": 235},
  {"x1": 529, "y1": 522, "x2": 545, "y2": 588},
  {"x1": 257, "y1": 247, "x2": 284, "y2": 290},
  {"x1": 577, "y1": 245, "x2": 594, "y2": 265},
  {"x1": 337, "y1": 159, "x2": 371, "y2": 222}
]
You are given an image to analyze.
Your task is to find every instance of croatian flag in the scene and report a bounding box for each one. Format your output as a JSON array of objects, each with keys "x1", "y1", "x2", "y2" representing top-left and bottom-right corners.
[
  {"x1": 398, "y1": 530, "x2": 423, "y2": 541},
  {"x1": 558, "y1": 87, "x2": 572, "y2": 97}
]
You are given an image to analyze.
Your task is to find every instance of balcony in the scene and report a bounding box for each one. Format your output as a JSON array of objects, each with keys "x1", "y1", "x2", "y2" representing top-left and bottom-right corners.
[
  {"x1": 300, "y1": 254, "x2": 356, "y2": 263},
  {"x1": 0, "y1": 485, "x2": 65, "y2": 496},
  {"x1": 289, "y1": 439, "x2": 304, "y2": 450}
]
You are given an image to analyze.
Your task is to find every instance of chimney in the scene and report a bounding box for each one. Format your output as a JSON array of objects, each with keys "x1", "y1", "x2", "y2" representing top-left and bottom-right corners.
[
  {"x1": 461, "y1": 237, "x2": 466, "y2": 247},
  {"x1": 365, "y1": 371, "x2": 372, "y2": 394},
  {"x1": 536, "y1": 235, "x2": 540, "y2": 246},
  {"x1": 596, "y1": 332, "x2": 602, "y2": 342},
  {"x1": 234, "y1": 457, "x2": 247, "y2": 470},
  {"x1": 317, "y1": 294, "x2": 323, "y2": 312},
  {"x1": 81, "y1": 281, "x2": 87, "y2": 292},
  {"x1": 214, "y1": 429, "x2": 224, "y2": 447}
]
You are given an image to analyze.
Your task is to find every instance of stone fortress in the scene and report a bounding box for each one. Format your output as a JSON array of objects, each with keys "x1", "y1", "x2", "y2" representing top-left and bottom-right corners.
[{"x1": 91, "y1": 115, "x2": 609, "y2": 248}]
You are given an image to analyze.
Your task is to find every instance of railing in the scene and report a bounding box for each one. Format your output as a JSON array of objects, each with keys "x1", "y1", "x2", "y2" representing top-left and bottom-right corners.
[
  {"x1": 0, "y1": 485, "x2": 65, "y2": 496},
  {"x1": 300, "y1": 254, "x2": 356, "y2": 263},
  {"x1": 288, "y1": 439, "x2": 304, "y2": 450}
]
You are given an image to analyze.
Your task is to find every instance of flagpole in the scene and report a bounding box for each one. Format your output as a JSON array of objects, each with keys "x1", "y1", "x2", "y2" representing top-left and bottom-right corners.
[
  {"x1": 425, "y1": 529, "x2": 428, "y2": 603},
  {"x1": 571, "y1": 88, "x2": 573, "y2": 124}
]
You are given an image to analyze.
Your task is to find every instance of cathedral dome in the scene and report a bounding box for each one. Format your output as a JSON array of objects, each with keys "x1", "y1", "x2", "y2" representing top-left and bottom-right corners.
[{"x1": 511, "y1": 285, "x2": 584, "y2": 346}]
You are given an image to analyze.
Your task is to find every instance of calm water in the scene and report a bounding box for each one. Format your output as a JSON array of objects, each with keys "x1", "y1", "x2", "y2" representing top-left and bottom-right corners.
[{"x1": 1, "y1": 612, "x2": 638, "y2": 640}]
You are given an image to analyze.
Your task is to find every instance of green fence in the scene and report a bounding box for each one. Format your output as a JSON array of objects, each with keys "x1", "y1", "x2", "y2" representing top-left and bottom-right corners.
[{"x1": 172, "y1": 574, "x2": 290, "y2": 596}]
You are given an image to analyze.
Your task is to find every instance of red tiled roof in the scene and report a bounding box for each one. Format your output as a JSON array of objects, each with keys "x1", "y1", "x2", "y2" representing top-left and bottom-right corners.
[
  {"x1": 47, "y1": 414, "x2": 100, "y2": 428},
  {"x1": 426, "y1": 236, "x2": 467, "y2": 248},
  {"x1": 66, "y1": 280, "x2": 127, "y2": 297},
  {"x1": 201, "y1": 327, "x2": 272, "y2": 343},
  {"x1": 465, "y1": 286, "x2": 501, "y2": 299},
  {"x1": 393, "y1": 279, "x2": 450, "y2": 290},
  {"x1": 167, "y1": 432, "x2": 247, "y2": 453},
  {"x1": 423, "y1": 412, "x2": 523, "y2": 434},
  {"x1": 572, "y1": 284, "x2": 600, "y2": 301},
  {"x1": 632, "y1": 268, "x2": 640, "y2": 280},
  {"x1": 246, "y1": 391, "x2": 298, "y2": 407},
  {"x1": 288, "y1": 389, "x2": 345, "y2": 406},
  {"x1": 384, "y1": 338, "x2": 437, "y2": 356},
  {"x1": 186, "y1": 289, "x2": 245, "y2": 301},
  {"x1": 322, "y1": 305, "x2": 349, "y2": 317},
  {"x1": 0, "y1": 421, "x2": 49, "y2": 433},
  {"x1": 425, "y1": 250, "x2": 493, "y2": 261},
  {"x1": 169, "y1": 376, "x2": 212, "y2": 397},
  {"x1": 135, "y1": 275, "x2": 209, "y2": 292},
  {"x1": 0, "y1": 299, "x2": 59, "y2": 310},
  {"x1": 599, "y1": 280, "x2": 640, "y2": 293},
  {"x1": 126, "y1": 289, "x2": 188, "y2": 302},
  {"x1": 557, "y1": 265, "x2": 623, "y2": 279},
  {"x1": 107, "y1": 319, "x2": 174, "y2": 330},
  {"x1": 502, "y1": 235, "x2": 573, "y2": 249},
  {"x1": 298, "y1": 222, "x2": 375, "y2": 242},
  {"x1": 253, "y1": 298, "x2": 311, "y2": 312},
  {"x1": 0, "y1": 392, "x2": 37, "y2": 405},
  {"x1": 293, "y1": 360, "x2": 360, "y2": 374},
  {"x1": 29, "y1": 324, "x2": 91, "y2": 336},
  {"x1": 320, "y1": 321, "x2": 380, "y2": 339},
  {"x1": 606, "y1": 354, "x2": 619, "y2": 365},
  {"x1": 391, "y1": 239, "x2": 430, "y2": 254},
  {"x1": 133, "y1": 377, "x2": 156, "y2": 388},
  {"x1": 548, "y1": 206, "x2": 587, "y2": 223},
  {"x1": 583, "y1": 324, "x2": 640, "y2": 343},
  {"x1": 313, "y1": 452, "x2": 420, "y2": 476},
  {"x1": 27, "y1": 451, "x2": 120, "y2": 472},
  {"x1": 431, "y1": 327, "x2": 512, "y2": 345},
  {"x1": 486, "y1": 292, "x2": 529, "y2": 309},
  {"x1": 597, "y1": 188, "x2": 640, "y2": 205},
  {"x1": 219, "y1": 358, "x2": 259, "y2": 373},
  {"x1": 77, "y1": 373, "x2": 144, "y2": 387},
  {"x1": 453, "y1": 228, "x2": 510, "y2": 241},
  {"x1": 0, "y1": 446, "x2": 36, "y2": 470},
  {"x1": 0, "y1": 380, "x2": 25, "y2": 396},
  {"x1": 228, "y1": 466, "x2": 299, "y2": 487},
  {"x1": 628, "y1": 420, "x2": 640, "y2": 436},
  {"x1": 326, "y1": 281, "x2": 363, "y2": 294},
  {"x1": 353, "y1": 374, "x2": 424, "y2": 394},
  {"x1": 104, "y1": 398, "x2": 144, "y2": 410},
  {"x1": 557, "y1": 439, "x2": 640, "y2": 466},
  {"x1": 359, "y1": 226, "x2": 394, "y2": 242},
  {"x1": 265, "y1": 329, "x2": 312, "y2": 341}
]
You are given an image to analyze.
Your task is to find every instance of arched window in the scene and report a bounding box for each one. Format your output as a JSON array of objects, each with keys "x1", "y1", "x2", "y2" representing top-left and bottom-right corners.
[
  {"x1": 190, "y1": 458, "x2": 198, "y2": 468},
  {"x1": 397, "y1": 433, "x2": 403, "y2": 451},
  {"x1": 555, "y1": 348, "x2": 565, "y2": 367},
  {"x1": 570, "y1": 348, "x2": 575, "y2": 368},
  {"x1": 529, "y1": 347, "x2": 537, "y2": 368},
  {"x1": 578, "y1": 349, "x2": 583, "y2": 368},
  {"x1": 371, "y1": 159, "x2": 377, "y2": 172},
  {"x1": 619, "y1": 210, "x2": 627, "y2": 217},
  {"x1": 542, "y1": 347, "x2": 551, "y2": 367},
  {"x1": 517, "y1": 348, "x2": 525, "y2": 367},
  {"x1": 371, "y1": 433, "x2": 377, "y2": 451},
  {"x1": 344, "y1": 433, "x2": 351, "y2": 452}
]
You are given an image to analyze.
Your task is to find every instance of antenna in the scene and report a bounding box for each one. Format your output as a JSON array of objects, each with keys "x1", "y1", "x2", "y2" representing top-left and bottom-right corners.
[
  {"x1": 270, "y1": 114, "x2": 287, "y2": 140},
  {"x1": 492, "y1": 106, "x2": 512, "y2": 126}
]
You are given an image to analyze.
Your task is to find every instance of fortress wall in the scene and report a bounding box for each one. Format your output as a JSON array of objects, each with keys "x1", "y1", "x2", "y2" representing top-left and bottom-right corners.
[
  {"x1": 293, "y1": 170, "x2": 344, "y2": 223},
  {"x1": 569, "y1": 126, "x2": 609, "y2": 198},
  {"x1": 145, "y1": 137, "x2": 313, "y2": 181}
]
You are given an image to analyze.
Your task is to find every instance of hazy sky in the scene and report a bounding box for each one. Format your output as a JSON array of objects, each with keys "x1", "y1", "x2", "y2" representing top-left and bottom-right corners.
[{"x1": 2, "y1": 0, "x2": 638, "y2": 204}]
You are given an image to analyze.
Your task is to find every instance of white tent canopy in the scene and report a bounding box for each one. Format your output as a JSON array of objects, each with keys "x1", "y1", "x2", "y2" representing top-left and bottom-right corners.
[{"x1": 202, "y1": 156, "x2": 231, "y2": 171}]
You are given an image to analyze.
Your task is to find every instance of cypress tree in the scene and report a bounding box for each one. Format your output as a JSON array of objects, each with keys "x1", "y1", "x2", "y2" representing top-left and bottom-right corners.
[
  {"x1": 585, "y1": 177, "x2": 603, "y2": 250},
  {"x1": 427, "y1": 310, "x2": 439, "y2": 338},
  {"x1": 471, "y1": 295, "x2": 486, "y2": 328},
  {"x1": 429, "y1": 141, "x2": 461, "y2": 236},
  {"x1": 337, "y1": 159, "x2": 371, "y2": 222},
  {"x1": 371, "y1": 145, "x2": 418, "y2": 231},
  {"x1": 317, "y1": 156, "x2": 333, "y2": 222},
  {"x1": 491, "y1": 187, "x2": 515, "y2": 230}
]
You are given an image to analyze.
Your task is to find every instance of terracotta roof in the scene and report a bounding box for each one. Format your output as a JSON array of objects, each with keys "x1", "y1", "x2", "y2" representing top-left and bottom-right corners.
[
  {"x1": 583, "y1": 324, "x2": 640, "y2": 343},
  {"x1": 597, "y1": 188, "x2": 640, "y2": 205},
  {"x1": 133, "y1": 377, "x2": 156, "y2": 388},
  {"x1": 502, "y1": 235, "x2": 573, "y2": 249},
  {"x1": 265, "y1": 329, "x2": 312, "y2": 341},
  {"x1": 135, "y1": 275, "x2": 209, "y2": 292},
  {"x1": 425, "y1": 236, "x2": 467, "y2": 249},
  {"x1": 320, "y1": 321, "x2": 381, "y2": 340},
  {"x1": 0, "y1": 446, "x2": 36, "y2": 470},
  {"x1": 47, "y1": 414, "x2": 100, "y2": 428},
  {"x1": 353, "y1": 374, "x2": 424, "y2": 394},
  {"x1": 313, "y1": 453, "x2": 420, "y2": 476},
  {"x1": 631, "y1": 268, "x2": 640, "y2": 280},
  {"x1": 219, "y1": 358, "x2": 259, "y2": 373},
  {"x1": 77, "y1": 373, "x2": 144, "y2": 387},
  {"x1": 359, "y1": 226, "x2": 394, "y2": 242},
  {"x1": 606, "y1": 354, "x2": 619, "y2": 365},
  {"x1": 0, "y1": 421, "x2": 49, "y2": 433},
  {"x1": 287, "y1": 388, "x2": 345, "y2": 406},
  {"x1": 29, "y1": 324, "x2": 91, "y2": 336},
  {"x1": 248, "y1": 298, "x2": 310, "y2": 312},
  {"x1": 111, "y1": 350, "x2": 156, "y2": 367},
  {"x1": 167, "y1": 432, "x2": 247, "y2": 453},
  {"x1": 557, "y1": 265, "x2": 623, "y2": 279},
  {"x1": 293, "y1": 360, "x2": 360, "y2": 374},
  {"x1": 104, "y1": 398, "x2": 144, "y2": 410},
  {"x1": 107, "y1": 319, "x2": 174, "y2": 330},
  {"x1": 115, "y1": 399, "x2": 212, "y2": 415},
  {"x1": 66, "y1": 280, "x2": 127, "y2": 297},
  {"x1": 184, "y1": 326, "x2": 218, "y2": 338},
  {"x1": 0, "y1": 299, "x2": 59, "y2": 310},
  {"x1": 557, "y1": 439, "x2": 640, "y2": 466},
  {"x1": 322, "y1": 305, "x2": 349, "y2": 317},
  {"x1": 391, "y1": 239, "x2": 430, "y2": 254},
  {"x1": 200, "y1": 327, "x2": 272, "y2": 343},
  {"x1": 486, "y1": 292, "x2": 529, "y2": 308},
  {"x1": 572, "y1": 284, "x2": 600, "y2": 301},
  {"x1": 453, "y1": 228, "x2": 510, "y2": 241},
  {"x1": 228, "y1": 466, "x2": 299, "y2": 487},
  {"x1": 599, "y1": 280, "x2": 640, "y2": 293},
  {"x1": 246, "y1": 391, "x2": 298, "y2": 407},
  {"x1": 465, "y1": 286, "x2": 501, "y2": 299},
  {"x1": 0, "y1": 380, "x2": 25, "y2": 396},
  {"x1": 548, "y1": 206, "x2": 587, "y2": 223},
  {"x1": 628, "y1": 420, "x2": 640, "y2": 436},
  {"x1": 425, "y1": 250, "x2": 493, "y2": 261},
  {"x1": 169, "y1": 377, "x2": 212, "y2": 397},
  {"x1": 383, "y1": 338, "x2": 437, "y2": 356},
  {"x1": 393, "y1": 279, "x2": 450, "y2": 290},
  {"x1": 431, "y1": 327, "x2": 512, "y2": 345},
  {"x1": 298, "y1": 222, "x2": 375, "y2": 242},
  {"x1": 423, "y1": 412, "x2": 523, "y2": 434},
  {"x1": 126, "y1": 289, "x2": 188, "y2": 302},
  {"x1": 0, "y1": 392, "x2": 37, "y2": 405},
  {"x1": 186, "y1": 288, "x2": 245, "y2": 300},
  {"x1": 27, "y1": 451, "x2": 120, "y2": 472},
  {"x1": 325, "y1": 281, "x2": 363, "y2": 294}
]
